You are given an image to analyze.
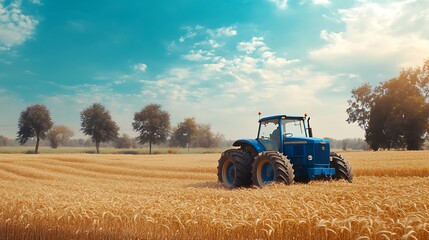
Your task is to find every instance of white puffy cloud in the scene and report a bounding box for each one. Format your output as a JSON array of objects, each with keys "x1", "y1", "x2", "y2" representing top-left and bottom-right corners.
[
  {"x1": 178, "y1": 25, "x2": 237, "y2": 44},
  {"x1": 0, "y1": 0, "x2": 38, "y2": 51},
  {"x1": 153, "y1": 28, "x2": 328, "y2": 108},
  {"x1": 207, "y1": 26, "x2": 237, "y2": 38},
  {"x1": 178, "y1": 25, "x2": 200, "y2": 42},
  {"x1": 132, "y1": 63, "x2": 147, "y2": 72},
  {"x1": 267, "y1": 0, "x2": 288, "y2": 9},
  {"x1": 310, "y1": 0, "x2": 429, "y2": 70},
  {"x1": 312, "y1": 0, "x2": 330, "y2": 5},
  {"x1": 182, "y1": 49, "x2": 214, "y2": 61},
  {"x1": 194, "y1": 39, "x2": 221, "y2": 49},
  {"x1": 237, "y1": 37, "x2": 267, "y2": 54},
  {"x1": 29, "y1": 0, "x2": 42, "y2": 5}
]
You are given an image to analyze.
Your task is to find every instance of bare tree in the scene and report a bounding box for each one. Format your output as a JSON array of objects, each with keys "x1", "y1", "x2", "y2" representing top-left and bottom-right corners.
[{"x1": 46, "y1": 125, "x2": 74, "y2": 149}]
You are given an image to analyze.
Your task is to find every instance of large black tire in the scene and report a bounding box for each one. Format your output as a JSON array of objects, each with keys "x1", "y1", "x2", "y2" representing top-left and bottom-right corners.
[
  {"x1": 252, "y1": 151, "x2": 294, "y2": 187},
  {"x1": 217, "y1": 149, "x2": 253, "y2": 189},
  {"x1": 330, "y1": 152, "x2": 353, "y2": 182}
]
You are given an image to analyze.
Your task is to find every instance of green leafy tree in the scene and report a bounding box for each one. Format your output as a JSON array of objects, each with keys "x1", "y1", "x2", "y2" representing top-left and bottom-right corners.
[
  {"x1": 132, "y1": 104, "x2": 170, "y2": 154},
  {"x1": 169, "y1": 118, "x2": 198, "y2": 148},
  {"x1": 193, "y1": 124, "x2": 221, "y2": 148},
  {"x1": 170, "y1": 118, "x2": 224, "y2": 148},
  {"x1": 80, "y1": 103, "x2": 119, "y2": 154},
  {"x1": 17, "y1": 104, "x2": 53, "y2": 154},
  {"x1": 346, "y1": 83, "x2": 374, "y2": 130},
  {"x1": 114, "y1": 133, "x2": 133, "y2": 149},
  {"x1": 347, "y1": 61, "x2": 429, "y2": 150},
  {"x1": 46, "y1": 125, "x2": 74, "y2": 149}
]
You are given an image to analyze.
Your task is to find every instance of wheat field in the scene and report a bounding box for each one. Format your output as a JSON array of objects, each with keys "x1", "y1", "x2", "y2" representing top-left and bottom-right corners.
[{"x1": 0, "y1": 151, "x2": 428, "y2": 239}]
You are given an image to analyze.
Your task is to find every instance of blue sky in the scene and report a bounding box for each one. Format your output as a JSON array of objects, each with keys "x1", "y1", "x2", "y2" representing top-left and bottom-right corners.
[{"x1": 1, "y1": 0, "x2": 428, "y2": 140}]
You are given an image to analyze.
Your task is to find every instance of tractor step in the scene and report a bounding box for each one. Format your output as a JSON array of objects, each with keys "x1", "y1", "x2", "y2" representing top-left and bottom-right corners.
[{"x1": 307, "y1": 167, "x2": 335, "y2": 179}]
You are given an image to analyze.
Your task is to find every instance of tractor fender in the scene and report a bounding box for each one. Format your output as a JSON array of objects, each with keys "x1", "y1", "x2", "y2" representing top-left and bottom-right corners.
[{"x1": 232, "y1": 139, "x2": 265, "y2": 157}]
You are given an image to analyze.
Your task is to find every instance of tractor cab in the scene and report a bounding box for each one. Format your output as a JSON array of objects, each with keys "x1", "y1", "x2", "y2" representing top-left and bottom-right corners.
[{"x1": 257, "y1": 115, "x2": 307, "y2": 153}]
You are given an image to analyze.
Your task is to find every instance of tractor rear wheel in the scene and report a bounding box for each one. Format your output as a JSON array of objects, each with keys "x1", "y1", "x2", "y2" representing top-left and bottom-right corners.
[
  {"x1": 217, "y1": 149, "x2": 253, "y2": 189},
  {"x1": 252, "y1": 151, "x2": 294, "y2": 187},
  {"x1": 330, "y1": 152, "x2": 353, "y2": 182}
]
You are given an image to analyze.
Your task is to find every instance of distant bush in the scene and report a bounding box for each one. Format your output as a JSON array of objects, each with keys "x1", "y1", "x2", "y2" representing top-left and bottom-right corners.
[
  {"x1": 168, "y1": 149, "x2": 178, "y2": 154},
  {"x1": 114, "y1": 134, "x2": 133, "y2": 149},
  {"x1": 26, "y1": 150, "x2": 36, "y2": 154},
  {"x1": 0, "y1": 135, "x2": 10, "y2": 146},
  {"x1": 118, "y1": 150, "x2": 139, "y2": 155}
]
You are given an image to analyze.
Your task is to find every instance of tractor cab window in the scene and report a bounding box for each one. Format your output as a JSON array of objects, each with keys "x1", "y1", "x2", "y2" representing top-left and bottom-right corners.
[
  {"x1": 282, "y1": 119, "x2": 305, "y2": 138},
  {"x1": 258, "y1": 120, "x2": 280, "y2": 151}
]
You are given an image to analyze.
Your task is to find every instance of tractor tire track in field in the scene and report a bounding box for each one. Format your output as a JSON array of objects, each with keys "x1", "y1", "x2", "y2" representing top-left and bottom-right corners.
[{"x1": 0, "y1": 155, "x2": 214, "y2": 182}]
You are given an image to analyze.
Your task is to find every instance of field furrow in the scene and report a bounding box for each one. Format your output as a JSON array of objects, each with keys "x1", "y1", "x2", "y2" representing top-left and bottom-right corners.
[{"x1": 0, "y1": 162, "x2": 58, "y2": 180}]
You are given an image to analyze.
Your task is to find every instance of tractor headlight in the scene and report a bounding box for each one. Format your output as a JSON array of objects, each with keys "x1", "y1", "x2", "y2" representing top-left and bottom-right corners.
[{"x1": 307, "y1": 155, "x2": 313, "y2": 161}]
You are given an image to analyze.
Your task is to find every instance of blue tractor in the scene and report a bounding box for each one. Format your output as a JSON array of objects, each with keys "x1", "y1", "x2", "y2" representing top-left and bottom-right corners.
[{"x1": 217, "y1": 114, "x2": 353, "y2": 188}]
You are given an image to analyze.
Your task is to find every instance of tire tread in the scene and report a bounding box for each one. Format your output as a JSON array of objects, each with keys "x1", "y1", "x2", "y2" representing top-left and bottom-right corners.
[
  {"x1": 217, "y1": 149, "x2": 253, "y2": 188},
  {"x1": 330, "y1": 152, "x2": 353, "y2": 182},
  {"x1": 252, "y1": 151, "x2": 294, "y2": 187}
]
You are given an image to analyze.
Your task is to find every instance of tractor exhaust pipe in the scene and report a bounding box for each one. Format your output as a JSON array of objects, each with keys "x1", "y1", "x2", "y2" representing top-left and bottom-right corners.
[{"x1": 307, "y1": 117, "x2": 313, "y2": 137}]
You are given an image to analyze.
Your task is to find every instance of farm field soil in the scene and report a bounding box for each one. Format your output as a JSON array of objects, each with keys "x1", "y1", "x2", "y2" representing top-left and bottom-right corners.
[{"x1": 0, "y1": 151, "x2": 428, "y2": 239}]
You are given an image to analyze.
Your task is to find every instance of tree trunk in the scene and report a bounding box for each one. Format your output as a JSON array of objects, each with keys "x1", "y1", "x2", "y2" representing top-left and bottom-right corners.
[
  {"x1": 96, "y1": 141, "x2": 100, "y2": 154},
  {"x1": 149, "y1": 140, "x2": 152, "y2": 154},
  {"x1": 35, "y1": 136, "x2": 40, "y2": 154}
]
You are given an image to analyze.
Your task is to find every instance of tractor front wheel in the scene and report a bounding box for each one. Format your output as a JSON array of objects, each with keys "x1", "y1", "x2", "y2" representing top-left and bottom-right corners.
[
  {"x1": 330, "y1": 152, "x2": 353, "y2": 182},
  {"x1": 252, "y1": 151, "x2": 294, "y2": 187},
  {"x1": 217, "y1": 149, "x2": 253, "y2": 189}
]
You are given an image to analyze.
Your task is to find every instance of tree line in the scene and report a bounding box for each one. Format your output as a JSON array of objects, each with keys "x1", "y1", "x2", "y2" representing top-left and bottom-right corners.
[
  {"x1": 13, "y1": 103, "x2": 225, "y2": 154},
  {"x1": 323, "y1": 138, "x2": 369, "y2": 151},
  {"x1": 347, "y1": 60, "x2": 429, "y2": 151},
  {"x1": 3, "y1": 134, "x2": 383, "y2": 151}
]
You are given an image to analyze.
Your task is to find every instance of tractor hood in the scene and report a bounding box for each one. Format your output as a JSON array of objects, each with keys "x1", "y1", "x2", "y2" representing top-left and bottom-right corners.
[
  {"x1": 283, "y1": 136, "x2": 331, "y2": 165},
  {"x1": 284, "y1": 137, "x2": 329, "y2": 145}
]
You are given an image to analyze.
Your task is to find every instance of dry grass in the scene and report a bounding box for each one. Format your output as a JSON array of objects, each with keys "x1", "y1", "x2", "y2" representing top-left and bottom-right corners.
[
  {"x1": 0, "y1": 151, "x2": 428, "y2": 239},
  {"x1": 342, "y1": 151, "x2": 429, "y2": 177}
]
